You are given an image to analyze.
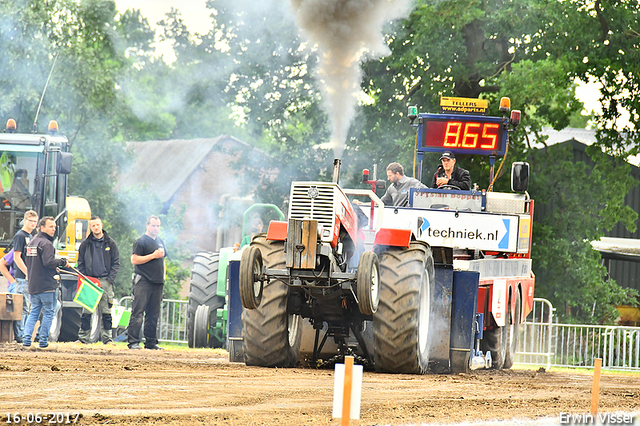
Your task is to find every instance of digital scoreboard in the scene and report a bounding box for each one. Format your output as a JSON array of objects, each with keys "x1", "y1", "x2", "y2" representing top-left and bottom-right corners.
[{"x1": 418, "y1": 114, "x2": 508, "y2": 157}]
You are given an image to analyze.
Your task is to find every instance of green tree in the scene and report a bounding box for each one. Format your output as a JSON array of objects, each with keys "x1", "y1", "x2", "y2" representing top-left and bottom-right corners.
[
  {"x1": 0, "y1": 0, "x2": 191, "y2": 298},
  {"x1": 355, "y1": 0, "x2": 640, "y2": 321},
  {"x1": 528, "y1": 145, "x2": 638, "y2": 322},
  {"x1": 154, "y1": 1, "x2": 337, "y2": 206}
]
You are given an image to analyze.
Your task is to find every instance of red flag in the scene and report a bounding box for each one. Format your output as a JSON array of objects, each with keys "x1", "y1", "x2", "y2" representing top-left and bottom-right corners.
[{"x1": 76, "y1": 275, "x2": 101, "y2": 293}]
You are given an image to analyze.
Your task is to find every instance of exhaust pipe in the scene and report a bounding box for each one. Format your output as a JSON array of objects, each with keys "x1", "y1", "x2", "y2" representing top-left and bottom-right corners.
[{"x1": 332, "y1": 158, "x2": 341, "y2": 184}]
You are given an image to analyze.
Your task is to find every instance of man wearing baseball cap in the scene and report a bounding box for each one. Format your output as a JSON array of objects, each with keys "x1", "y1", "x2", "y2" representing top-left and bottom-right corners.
[{"x1": 431, "y1": 151, "x2": 471, "y2": 190}]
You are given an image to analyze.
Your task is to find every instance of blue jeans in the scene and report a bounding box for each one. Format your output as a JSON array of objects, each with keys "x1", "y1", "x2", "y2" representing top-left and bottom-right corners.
[
  {"x1": 7, "y1": 278, "x2": 30, "y2": 343},
  {"x1": 35, "y1": 288, "x2": 60, "y2": 342},
  {"x1": 23, "y1": 291, "x2": 56, "y2": 348}
]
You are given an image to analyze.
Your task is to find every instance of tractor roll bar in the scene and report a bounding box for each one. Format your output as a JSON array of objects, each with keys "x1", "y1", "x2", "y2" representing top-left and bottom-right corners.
[{"x1": 343, "y1": 189, "x2": 384, "y2": 230}]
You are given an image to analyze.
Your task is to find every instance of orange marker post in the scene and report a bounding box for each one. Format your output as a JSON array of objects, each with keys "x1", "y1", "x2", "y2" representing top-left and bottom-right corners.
[
  {"x1": 341, "y1": 356, "x2": 354, "y2": 426},
  {"x1": 591, "y1": 358, "x2": 602, "y2": 416}
]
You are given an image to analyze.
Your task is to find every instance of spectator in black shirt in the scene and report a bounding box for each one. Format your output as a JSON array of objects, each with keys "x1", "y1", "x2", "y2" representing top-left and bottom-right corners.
[
  {"x1": 126, "y1": 215, "x2": 167, "y2": 350},
  {"x1": 8, "y1": 209, "x2": 38, "y2": 343}
]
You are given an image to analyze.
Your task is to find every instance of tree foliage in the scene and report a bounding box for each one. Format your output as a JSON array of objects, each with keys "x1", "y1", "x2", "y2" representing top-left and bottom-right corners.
[
  {"x1": 174, "y1": 0, "x2": 639, "y2": 321},
  {"x1": 0, "y1": 0, "x2": 190, "y2": 299},
  {"x1": 529, "y1": 145, "x2": 638, "y2": 322}
]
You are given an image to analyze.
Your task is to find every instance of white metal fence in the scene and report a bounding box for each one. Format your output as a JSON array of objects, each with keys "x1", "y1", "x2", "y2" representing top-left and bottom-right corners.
[
  {"x1": 516, "y1": 298, "x2": 640, "y2": 371},
  {"x1": 516, "y1": 298, "x2": 555, "y2": 369},
  {"x1": 118, "y1": 297, "x2": 188, "y2": 344}
]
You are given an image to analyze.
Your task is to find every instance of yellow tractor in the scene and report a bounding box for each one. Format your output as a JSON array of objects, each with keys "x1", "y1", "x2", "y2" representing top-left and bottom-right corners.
[{"x1": 1, "y1": 119, "x2": 98, "y2": 342}]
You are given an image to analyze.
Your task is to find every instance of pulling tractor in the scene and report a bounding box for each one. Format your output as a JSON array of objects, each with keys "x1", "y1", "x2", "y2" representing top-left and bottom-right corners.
[{"x1": 232, "y1": 97, "x2": 535, "y2": 373}]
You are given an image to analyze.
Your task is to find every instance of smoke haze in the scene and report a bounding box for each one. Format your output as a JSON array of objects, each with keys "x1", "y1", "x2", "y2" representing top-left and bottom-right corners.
[{"x1": 289, "y1": 0, "x2": 413, "y2": 159}]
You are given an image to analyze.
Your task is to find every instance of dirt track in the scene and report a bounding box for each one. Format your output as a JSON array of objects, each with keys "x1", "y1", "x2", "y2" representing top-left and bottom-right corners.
[{"x1": 1, "y1": 342, "x2": 639, "y2": 425}]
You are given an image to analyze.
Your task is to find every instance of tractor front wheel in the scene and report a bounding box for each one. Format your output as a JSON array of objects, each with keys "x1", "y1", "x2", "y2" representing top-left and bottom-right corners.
[
  {"x1": 356, "y1": 251, "x2": 380, "y2": 315},
  {"x1": 193, "y1": 305, "x2": 212, "y2": 348},
  {"x1": 242, "y1": 237, "x2": 302, "y2": 367},
  {"x1": 239, "y1": 246, "x2": 263, "y2": 310}
]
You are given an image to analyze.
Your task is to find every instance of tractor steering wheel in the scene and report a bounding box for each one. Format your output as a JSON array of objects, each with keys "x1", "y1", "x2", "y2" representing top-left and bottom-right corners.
[{"x1": 438, "y1": 184, "x2": 461, "y2": 191}]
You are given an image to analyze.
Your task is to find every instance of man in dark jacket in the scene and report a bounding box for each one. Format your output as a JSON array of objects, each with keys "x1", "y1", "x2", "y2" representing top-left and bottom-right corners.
[
  {"x1": 431, "y1": 151, "x2": 471, "y2": 190},
  {"x1": 22, "y1": 216, "x2": 69, "y2": 350},
  {"x1": 77, "y1": 216, "x2": 120, "y2": 344}
]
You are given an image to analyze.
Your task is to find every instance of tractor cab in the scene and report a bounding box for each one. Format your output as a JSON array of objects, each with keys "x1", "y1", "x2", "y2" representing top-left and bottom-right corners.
[
  {"x1": 1, "y1": 118, "x2": 92, "y2": 343},
  {"x1": 0, "y1": 119, "x2": 76, "y2": 248}
]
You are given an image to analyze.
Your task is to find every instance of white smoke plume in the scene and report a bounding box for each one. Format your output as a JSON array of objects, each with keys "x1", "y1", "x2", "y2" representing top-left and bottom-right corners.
[{"x1": 289, "y1": 0, "x2": 413, "y2": 159}]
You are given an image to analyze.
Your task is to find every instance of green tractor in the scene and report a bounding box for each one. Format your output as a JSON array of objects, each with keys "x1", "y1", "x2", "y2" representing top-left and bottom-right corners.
[{"x1": 186, "y1": 202, "x2": 284, "y2": 348}]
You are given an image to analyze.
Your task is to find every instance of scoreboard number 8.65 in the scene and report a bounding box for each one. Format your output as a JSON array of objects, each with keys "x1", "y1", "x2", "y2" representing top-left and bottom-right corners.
[{"x1": 420, "y1": 114, "x2": 507, "y2": 156}]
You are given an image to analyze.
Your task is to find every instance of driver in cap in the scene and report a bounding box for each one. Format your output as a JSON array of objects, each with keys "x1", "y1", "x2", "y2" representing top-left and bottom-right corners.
[{"x1": 431, "y1": 151, "x2": 471, "y2": 190}]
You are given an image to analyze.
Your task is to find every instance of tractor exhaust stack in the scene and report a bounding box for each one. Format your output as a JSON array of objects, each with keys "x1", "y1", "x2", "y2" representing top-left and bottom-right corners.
[{"x1": 332, "y1": 158, "x2": 341, "y2": 184}]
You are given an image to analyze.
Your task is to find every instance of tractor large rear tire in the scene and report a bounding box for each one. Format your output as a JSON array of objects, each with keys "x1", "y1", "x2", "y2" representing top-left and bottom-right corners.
[
  {"x1": 55, "y1": 307, "x2": 101, "y2": 342},
  {"x1": 242, "y1": 237, "x2": 302, "y2": 367},
  {"x1": 503, "y1": 289, "x2": 522, "y2": 369},
  {"x1": 58, "y1": 307, "x2": 81, "y2": 342},
  {"x1": 187, "y1": 252, "x2": 225, "y2": 348},
  {"x1": 373, "y1": 242, "x2": 436, "y2": 374}
]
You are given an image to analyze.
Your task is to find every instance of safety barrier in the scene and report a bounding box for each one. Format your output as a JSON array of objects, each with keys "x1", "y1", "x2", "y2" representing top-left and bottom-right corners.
[
  {"x1": 118, "y1": 297, "x2": 189, "y2": 344},
  {"x1": 602, "y1": 326, "x2": 640, "y2": 370},
  {"x1": 516, "y1": 298, "x2": 640, "y2": 371},
  {"x1": 552, "y1": 325, "x2": 640, "y2": 370},
  {"x1": 516, "y1": 298, "x2": 555, "y2": 369}
]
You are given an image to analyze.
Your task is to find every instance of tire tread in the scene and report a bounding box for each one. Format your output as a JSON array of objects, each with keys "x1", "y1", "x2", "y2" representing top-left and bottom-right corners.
[
  {"x1": 373, "y1": 243, "x2": 434, "y2": 374},
  {"x1": 242, "y1": 237, "x2": 301, "y2": 367}
]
